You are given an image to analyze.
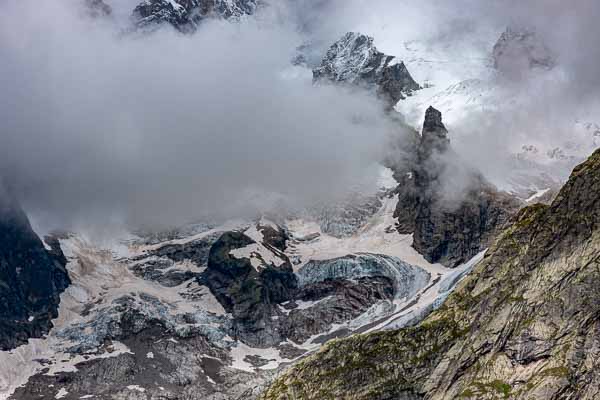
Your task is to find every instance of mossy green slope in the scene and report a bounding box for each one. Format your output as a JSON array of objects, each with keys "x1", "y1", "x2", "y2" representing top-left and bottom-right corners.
[{"x1": 260, "y1": 148, "x2": 600, "y2": 400}]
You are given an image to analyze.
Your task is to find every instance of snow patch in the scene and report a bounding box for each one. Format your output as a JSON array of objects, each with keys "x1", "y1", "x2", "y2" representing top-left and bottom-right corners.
[
  {"x1": 286, "y1": 195, "x2": 446, "y2": 274},
  {"x1": 230, "y1": 243, "x2": 286, "y2": 271},
  {"x1": 229, "y1": 342, "x2": 287, "y2": 372},
  {"x1": 164, "y1": 0, "x2": 184, "y2": 13},
  {"x1": 526, "y1": 188, "x2": 550, "y2": 203}
]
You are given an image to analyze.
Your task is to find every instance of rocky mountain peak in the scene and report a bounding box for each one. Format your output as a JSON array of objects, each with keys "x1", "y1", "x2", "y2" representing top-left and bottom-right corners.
[
  {"x1": 423, "y1": 105, "x2": 445, "y2": 132},
  {"x1": 313, "y1": 32, "x2": 378, "y2": 83},
  {"x1": 133, "y1": 0, "x2": 258, "y2": 32},
  {"x1": 313, "y1": 32, "x2": 421, "y2": 108},
  {"x1": 420, "y1": 105, "x2": 450, "y2": 157},
  {"x1": 391, "y1": 107, "x2": 521, "y2": 267}
]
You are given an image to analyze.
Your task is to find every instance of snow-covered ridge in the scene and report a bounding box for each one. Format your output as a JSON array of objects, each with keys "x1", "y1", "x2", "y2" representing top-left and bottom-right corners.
[
  {"x1": 314, "y1": 32, "x2": 387, "y2": 84},
  {"x1": 313, "y1": 32, "x2": 420, "y2": 106},
  {"x1": 133, "y1": 0, "x2": 258, "y2": 32}
]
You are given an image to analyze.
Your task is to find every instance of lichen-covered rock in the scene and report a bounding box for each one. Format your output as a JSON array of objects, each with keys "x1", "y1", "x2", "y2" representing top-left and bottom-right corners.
[
  {"x1": 259, "y1": 147, "x2": 600, "y2": 400},
  {"x1": 0, "y1": 195, "x2": 70, "y2": 350},
  {"x1": 313, "y1": 32, "x2": 421, "y2": 108}
]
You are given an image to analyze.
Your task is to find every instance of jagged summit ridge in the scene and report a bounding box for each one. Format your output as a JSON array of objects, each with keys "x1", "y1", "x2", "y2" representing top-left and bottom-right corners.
[
  {"x1": 133, "y1": 0, "x2": 258, "y2": 32},
  {"x1": 313, "y1": 32, "x2": 385, "y2": 84},
  {"x1": 313, "y1": 32, "x2": 421, "y2": 107}
]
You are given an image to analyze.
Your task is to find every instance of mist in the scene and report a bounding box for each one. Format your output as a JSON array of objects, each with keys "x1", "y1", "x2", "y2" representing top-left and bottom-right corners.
[
  {"x1": 289, "y1": 0, "x2": 600, "y2": 192},
  {"x1": 0, "y1": 0, "x2": 402, "y2": 232},
  {"x1": 2, "y1": 0, "x2": 600, "y2": 234}
]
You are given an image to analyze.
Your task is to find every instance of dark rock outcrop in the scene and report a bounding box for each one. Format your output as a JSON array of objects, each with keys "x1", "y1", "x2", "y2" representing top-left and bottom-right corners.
[
  {"x1": 0, "y1": 195, "x2": 70, "y2": 350},
  {"x1": 132, "y1": 0, "x2": 258, "y2": 33},
  {"x1": 130, "y1": 232, "x2": 220, "y2": 287},
  {"x1": 313, "y1": 32, "x2": 421, "y2": 109},
  {"x1": 260, "y1": 147, "x2": 600, "y2": 400},
  {"x1": 257, "y1": 222, "x2": 289, "y2": 252},
  {"x1": 393, "y1": 107, "x2": 521, "y2": 267},
  {"x1": 201, "y1": 231, "x2": 297, "y2": 347},
  {"x1": 278, "y1": 276, "x2": 396, "y2": 345}
]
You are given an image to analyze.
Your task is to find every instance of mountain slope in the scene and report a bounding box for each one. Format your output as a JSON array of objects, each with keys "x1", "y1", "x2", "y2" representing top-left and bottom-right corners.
[
  {"x1": 260, "y1": 147, "x2": 600, "y2": 400},
  {"x1": 5, "y1": 191, "x2": 469, "y2": 399}
]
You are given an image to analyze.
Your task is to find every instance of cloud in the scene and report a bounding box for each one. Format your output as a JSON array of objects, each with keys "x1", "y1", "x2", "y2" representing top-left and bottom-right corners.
[
  {"x1": 2, "y1": 0, "x2": 599, "y2": 233},
  {"x1": 312, "y1": 0, "x2": 600, "y2": 177},
  {"x1": 0, "y1": 0, "x2": 401, "y2": 230}
]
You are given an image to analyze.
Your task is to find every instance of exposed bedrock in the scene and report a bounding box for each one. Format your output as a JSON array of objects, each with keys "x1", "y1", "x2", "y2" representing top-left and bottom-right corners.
[
  {"x1": 132, "y1": 0, "x2": 259, "y2": 33},
  {"x1": 313, "y1": 32, "x2": 421, "y2": 109},
  {"x1": 200, "y1": 231, "x2": 297, "y2": 347},
  {"x1": 0, "y1": 193, "x2": 70, "y2": 350},
  {"x1": 392, "y1": 106, "x2": 521, "y2": 267}
]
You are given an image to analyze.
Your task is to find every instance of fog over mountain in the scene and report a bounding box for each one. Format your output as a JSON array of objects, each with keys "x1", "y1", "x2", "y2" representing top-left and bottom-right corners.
[
  {"x1": 291, "y1": 0, "x2": 600, "y2": 187},
  {"x1": 0, "y1": 0, "x2": 398, "y2": 231},
  {"x1": 1, "y1": 0, "x2": 600, "y2": 232}
]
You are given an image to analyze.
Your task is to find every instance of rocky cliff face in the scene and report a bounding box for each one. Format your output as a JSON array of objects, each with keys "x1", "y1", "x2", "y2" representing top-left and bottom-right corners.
[
  {"x1": 393, "y1": 107, "x2": 521, "y2": 267},
  {"x1": 313, "y1": 32, "x2": 421, "y2": 109},
  {"x1": 260, "y1": 147, "x2": 600, "y2": 400},
  {"x1": 0, "y1": 195, "x2": 70, "y2": 350},
  {"x1": 201, "y1": 230, "x2": 298, "y2": 347},
  {"x1": 133, "y1": 0, "x2": 258, "y2": 32}
]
